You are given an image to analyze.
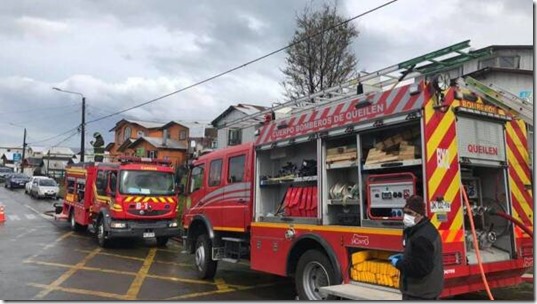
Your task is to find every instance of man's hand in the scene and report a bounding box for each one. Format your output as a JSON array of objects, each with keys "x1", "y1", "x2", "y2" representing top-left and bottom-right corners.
[{"x1": 388, "y1": 253, "x2": 403, "y2": 267}]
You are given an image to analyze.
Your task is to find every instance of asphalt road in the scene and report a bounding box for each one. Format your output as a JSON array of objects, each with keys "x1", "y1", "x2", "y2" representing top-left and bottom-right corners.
[
  {"x1": 0, "y1": 185, "x2": 532, "y2": 300},
  {"x1": 0, "y1": 186, "x2": 295, "y2": 301}
]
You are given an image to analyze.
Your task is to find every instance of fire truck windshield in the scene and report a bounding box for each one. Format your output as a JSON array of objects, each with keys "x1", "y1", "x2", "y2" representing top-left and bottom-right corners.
[{"x1": 119, "y1": 170, "x2": 175, "y2": 195}]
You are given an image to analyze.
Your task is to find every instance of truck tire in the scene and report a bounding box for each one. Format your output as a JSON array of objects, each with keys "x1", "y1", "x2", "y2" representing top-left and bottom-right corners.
[
  {"x1": 69, "y1": 209, "x2": 87, "y2": 232},
  {"x1": 156, "y1": 237, "x2": 169, "y2": 247},
  {"x1": 96, "y1": 218, "x2": 110, "y2": 248},
  {"x1": 195, "y1": 234, "x2": 217, "y2": 279},
  {"x1": 295, "y1": 249, "x2": 337, "y2": 300}
]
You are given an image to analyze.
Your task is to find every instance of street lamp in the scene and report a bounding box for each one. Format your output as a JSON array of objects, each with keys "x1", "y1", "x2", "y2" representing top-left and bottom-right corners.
[{"x1": 52, "y1": 87, "x2": 86, "y2": 162}]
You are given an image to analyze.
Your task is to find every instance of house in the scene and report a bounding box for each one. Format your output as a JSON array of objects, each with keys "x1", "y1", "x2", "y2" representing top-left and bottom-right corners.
[
  {"x1": 27, "y1": 146, "x2": 47, "y2": 158},
  {"x1": 211, "y1": 103, "x2": 267, "y2": 149},
  {"x1": 42, "y1": 147, "x2": 77, "y2": 179},
  {"x1": 107, "y1": 119, "x2": 190, "y2": 167},
  {"x1": 22, "y1": 157, "x2": 45, "y2": 176},
  {"x1": 188, "y1": 126, "x2": 218, "y2": 159}
]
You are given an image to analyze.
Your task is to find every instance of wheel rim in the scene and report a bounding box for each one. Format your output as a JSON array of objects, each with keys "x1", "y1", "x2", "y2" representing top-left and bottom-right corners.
[
  {"x1": 70, "y1": 212, "x2": 75, "y2": 229},
  {"x1": 97, "y1": 222, "x2": 104, "y2": 243},
  {"x1": 302, "y1": 261, "x2": 330, "y2": 300},
  {"x1": 195, "y1": 242, "x2": 205, "y2": 271}
]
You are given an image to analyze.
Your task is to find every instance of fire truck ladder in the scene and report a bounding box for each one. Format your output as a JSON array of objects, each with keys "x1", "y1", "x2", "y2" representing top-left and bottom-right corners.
[
  {"x1": 458, "y1": 76, "x2": 534, "y2": 126},
  {"x1": 224, "y1": 40, "x2": 491, "y2": 129}
]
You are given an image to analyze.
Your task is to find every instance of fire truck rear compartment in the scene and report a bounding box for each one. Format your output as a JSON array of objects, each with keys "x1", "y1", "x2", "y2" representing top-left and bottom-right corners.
[{"x1": 461, "y1": 165, "x2": 514, "y2": 264}]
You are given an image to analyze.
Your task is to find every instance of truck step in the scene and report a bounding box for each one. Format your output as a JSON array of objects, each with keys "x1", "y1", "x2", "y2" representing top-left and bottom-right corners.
[
  {"x1": 54, "y1": 214, "x2": 69, "y2": 222},
  {"x1": 221, "y1": 237, "x2": 248, "y2": 243},
  {"x1": 319, "y1": 282, "x2": 401, "y2": 300},
  {"x1": 222, "y1": 257, "x2": 240, "y2": 263}
]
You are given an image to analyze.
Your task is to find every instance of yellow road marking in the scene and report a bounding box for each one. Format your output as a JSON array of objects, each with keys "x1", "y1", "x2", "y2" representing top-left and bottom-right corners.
[
  {"x1": 215, "y1": 278, "x2": 233, "y2": 291},
  {"x1": 33, "y1": 247, "x2": 101, "y2": 299},
  {"x1": 29, "y1": 283, "x2": 125, "y2": 300},
  {"x1": 125, "y1": 248, "x2": 157, "y2": 300},
  {"x1": 25, "y1": 260, "x2": 138, "y2": 276},
  {"x1": 164, "y1": 281, "x2": 285, "y2": 300},
  {"x1": 75, "y1": 249, "x2": 191, "y2": 267}
]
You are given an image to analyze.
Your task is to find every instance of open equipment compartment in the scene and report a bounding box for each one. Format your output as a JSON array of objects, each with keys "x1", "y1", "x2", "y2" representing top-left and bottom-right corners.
[
  {"x1": 321, "y1": 133, "x2": 361, "y2": 225},
  {"x1": 358, "y1": 121, "x2": 424, "y2": 228},
  {"x1": 255, "y1": 139, "x2": 319, "y2": 223}
]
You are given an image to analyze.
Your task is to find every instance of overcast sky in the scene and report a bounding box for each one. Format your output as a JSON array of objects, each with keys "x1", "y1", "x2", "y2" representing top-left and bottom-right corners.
[{"x1": 0, "y1": 0, "x2": 533, "y2": 148}]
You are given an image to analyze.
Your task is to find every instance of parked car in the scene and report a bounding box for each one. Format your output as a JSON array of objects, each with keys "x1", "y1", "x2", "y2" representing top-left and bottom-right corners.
[
  {"x1": 5, "y1": 173, "x2": 31, "y2": 189},
  {"x1": 0, "y1": 167, "x2": 14, "y2": 182},
  {"x1": 30, "y1": 178, "x2": 59, "y2": 199},
  {"x1": 25, "y1": 176, "x2": 49, "y2": 194}
]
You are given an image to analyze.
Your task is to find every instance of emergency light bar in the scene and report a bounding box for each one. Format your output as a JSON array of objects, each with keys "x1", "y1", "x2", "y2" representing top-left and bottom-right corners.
[{"x1": 118, "y1": 156, "x2": 172, "y2": 166}]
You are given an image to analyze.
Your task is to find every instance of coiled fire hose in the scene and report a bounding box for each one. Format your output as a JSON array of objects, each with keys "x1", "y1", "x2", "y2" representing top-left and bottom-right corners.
[
  {"x1": 462, "y1": 186, "x2": 494, "y2": 300},
  {"x1": 487, "y1": 209, "x2": 534, "y2": 239}
]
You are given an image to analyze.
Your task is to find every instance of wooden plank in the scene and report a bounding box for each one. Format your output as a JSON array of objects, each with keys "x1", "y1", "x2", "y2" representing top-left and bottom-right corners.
[{"x1": 320, "y1": 283, "x2": 401, "y2": 300}]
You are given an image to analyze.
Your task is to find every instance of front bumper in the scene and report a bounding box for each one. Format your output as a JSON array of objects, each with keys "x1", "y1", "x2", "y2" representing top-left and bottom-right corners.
[{"x1": 107, "y1": 219, "x2": 182, "y2": 239}]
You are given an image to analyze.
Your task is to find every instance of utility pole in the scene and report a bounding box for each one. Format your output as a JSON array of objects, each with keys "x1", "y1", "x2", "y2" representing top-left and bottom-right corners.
[
  {"x1": 52, "y1": 87, "x2": 86, "y2": 163},
  {"x1": 81, "y1": 96, "x2": 86, "y2": 162},
  {"x1": 21, "y1": 128, "x2": 26, "y2": 172}
]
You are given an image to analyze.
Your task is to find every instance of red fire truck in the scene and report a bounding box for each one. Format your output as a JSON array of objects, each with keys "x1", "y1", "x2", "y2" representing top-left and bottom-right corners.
[
  {"x1": 180, "y1": 42, "x2": 533, "y2": 300},
  {"x1": 56, "y1": 157, "x2": 181, "y2": 247}
]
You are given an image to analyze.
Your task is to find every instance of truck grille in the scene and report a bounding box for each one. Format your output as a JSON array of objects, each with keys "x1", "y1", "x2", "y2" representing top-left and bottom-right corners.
[{"x1": 127, "y1": 209, "x2": 169, "y2": 216}]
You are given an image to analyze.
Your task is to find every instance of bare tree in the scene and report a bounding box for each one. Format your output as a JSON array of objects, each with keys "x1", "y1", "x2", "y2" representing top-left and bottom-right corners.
[{"x1": 281, "y1": 3, "x2": 359, "y2": 100}]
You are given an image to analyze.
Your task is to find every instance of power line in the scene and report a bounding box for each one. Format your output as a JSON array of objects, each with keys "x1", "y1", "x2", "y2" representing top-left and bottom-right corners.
[
  {"x1": 85, "y1": 0, "x2": 399, "y2": 125},
  {"x1": 27, "y1": 126, "x2": 80, "y2": 145},
  {"x1": 50, "y1": 130, "x2": 79, "y2": 148},
  {"x1": 0, "y1": 104, "x2": 78, "y2": 116}
]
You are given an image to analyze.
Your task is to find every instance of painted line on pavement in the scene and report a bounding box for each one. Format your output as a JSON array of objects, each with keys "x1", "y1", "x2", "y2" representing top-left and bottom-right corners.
[
  {"x1": 125, "y1": 248, "x2": 157, "y2": 300},
  {"x1": 7, "y1": 215, "x2": 20, "y2": 221},
  {"x1": 215, "y1": 278, "x2": 233, "y2": 291},
  {"x1": 11, "y1": 227, "x2": 37, "y2": 241},
  {"x1": 28, "y1": 283, "x2": 125, "y2": 300},
  {"x1": 75, "y1": 248, "x2": 192, "y2": 267},
  {"x1": 23, "y1": 204, "x2": 53, "y2": 220},
  {"x1": 32, "y1": 247, "x2": 101, "y2": 299},
  {"x1": 26, "y1": 231, "x2": 74, "y2": 261},
  {"x1": 164, "y1": 281, "x2": 286, "y2": 300}
]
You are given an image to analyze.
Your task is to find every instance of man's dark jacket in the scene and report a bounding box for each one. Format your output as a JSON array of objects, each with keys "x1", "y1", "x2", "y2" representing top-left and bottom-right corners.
[{"x1": 395, "y1": 218, "x2": 444, "y2": 299}]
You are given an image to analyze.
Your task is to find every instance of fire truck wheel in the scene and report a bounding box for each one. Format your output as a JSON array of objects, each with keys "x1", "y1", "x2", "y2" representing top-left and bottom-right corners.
[
  {"x1": 156, "y1": 237, "x2": 169, "y2": 247},
  {"x1": 295, "y1": 250, "x2": 337, "y2": 300},
  {"x1": 69, "y1": 209, "x2": 86, "y2": 232},
  {"x1": 96, "y1": 218, "x2": 110, "y2": 248},
  {"x1": 195, "y1": 234, "x2": 217, "y2": 279}
]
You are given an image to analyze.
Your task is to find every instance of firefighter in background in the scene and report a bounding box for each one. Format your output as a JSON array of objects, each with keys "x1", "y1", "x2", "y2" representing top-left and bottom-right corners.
[
  {"x1": 90, "y1": 132, "x2": 105, "y2": 162},
  {"x1": 389, "y1": 195, "x2": 444, "y2": 300}
]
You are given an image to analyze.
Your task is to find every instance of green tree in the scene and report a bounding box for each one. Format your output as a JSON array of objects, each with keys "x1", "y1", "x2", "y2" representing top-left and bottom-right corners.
[{"x1": 281, "y1": 3, "x2": 359, "y2": 100}]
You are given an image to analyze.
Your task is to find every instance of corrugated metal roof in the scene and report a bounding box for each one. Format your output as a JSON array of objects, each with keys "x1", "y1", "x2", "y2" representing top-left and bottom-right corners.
[{"x1": 46, "y1": 147, "x2": 76, "y2": 156}]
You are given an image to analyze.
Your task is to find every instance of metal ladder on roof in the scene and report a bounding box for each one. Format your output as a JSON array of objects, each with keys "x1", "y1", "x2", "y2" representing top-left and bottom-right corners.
[
  {"x1": 224, "y1": 40, "x2": 491, "y2": 129},
  {"x1": 458, "y1": 76, "x2": 534, "y2": 126}
]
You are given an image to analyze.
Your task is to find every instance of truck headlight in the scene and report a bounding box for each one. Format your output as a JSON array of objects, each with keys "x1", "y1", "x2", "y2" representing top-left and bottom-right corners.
[
  {"x1": 110, "y1": 221, "x2": 127, "y2": 228},
  {"x1": 168, "y1": 221, "x2": 178, "y2": 228}
]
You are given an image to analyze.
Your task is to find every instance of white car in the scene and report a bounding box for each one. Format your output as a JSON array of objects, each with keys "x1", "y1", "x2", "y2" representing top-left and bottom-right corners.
[
  {"x1": 30, "y1": 178, "x2": 59, "y2": 199},
  {"x1": 25, "y1": 176, "x2": 49, "y2": 194}
]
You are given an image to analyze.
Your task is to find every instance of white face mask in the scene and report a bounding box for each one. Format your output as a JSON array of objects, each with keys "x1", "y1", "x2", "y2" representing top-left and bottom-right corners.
[{"x1": 403, "y1": 213, "x2": 416, "y2": 228}]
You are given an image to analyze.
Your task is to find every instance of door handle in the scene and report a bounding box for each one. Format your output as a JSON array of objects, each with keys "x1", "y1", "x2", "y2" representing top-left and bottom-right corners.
[{"x1": 238, "y1": 199, "x2": 246, "y2": 204}]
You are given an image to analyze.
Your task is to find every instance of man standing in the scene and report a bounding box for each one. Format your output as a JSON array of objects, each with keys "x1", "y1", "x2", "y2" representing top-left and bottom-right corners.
[{"x1": 389, "y1": 195, "x2": 444, "y2": 300}]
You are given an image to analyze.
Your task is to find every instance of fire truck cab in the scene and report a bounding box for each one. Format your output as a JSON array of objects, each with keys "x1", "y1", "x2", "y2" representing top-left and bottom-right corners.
[{"x1": 57, "y1": 157, "x2": 181, "y2": 247}]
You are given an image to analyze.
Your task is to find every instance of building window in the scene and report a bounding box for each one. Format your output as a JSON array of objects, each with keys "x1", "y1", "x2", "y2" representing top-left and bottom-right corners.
[
  {"x1": 180, "y1": 130, "x2": 187, "y2": 140},
  {"x1": 228, "y1": 155, "x2": 245, "y2": 183},
  {"x1": 165, "y1": 129, "x2": 171, "y2": 139},
  {"x1": 123, "y1": 127, "x2": 132, "y2": 141},
  {"x1": 208, "y1": 159, "x2": 222, "y2": 187},
  {"x1": 211, "y1": 140, "x2": 218, "y2": 149},
  {"x1": 147, "y1": 150, "x2": 158, "y2": 159},
  {"x1": 137, "y1": 130, "x2": 145, "y2": 138},
  {"x1": 228, "y1": 129, "x2": 242, "y2": 146},
  {"x1": 479, "y1": 56, "x2": 520, "y2": 69}
]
